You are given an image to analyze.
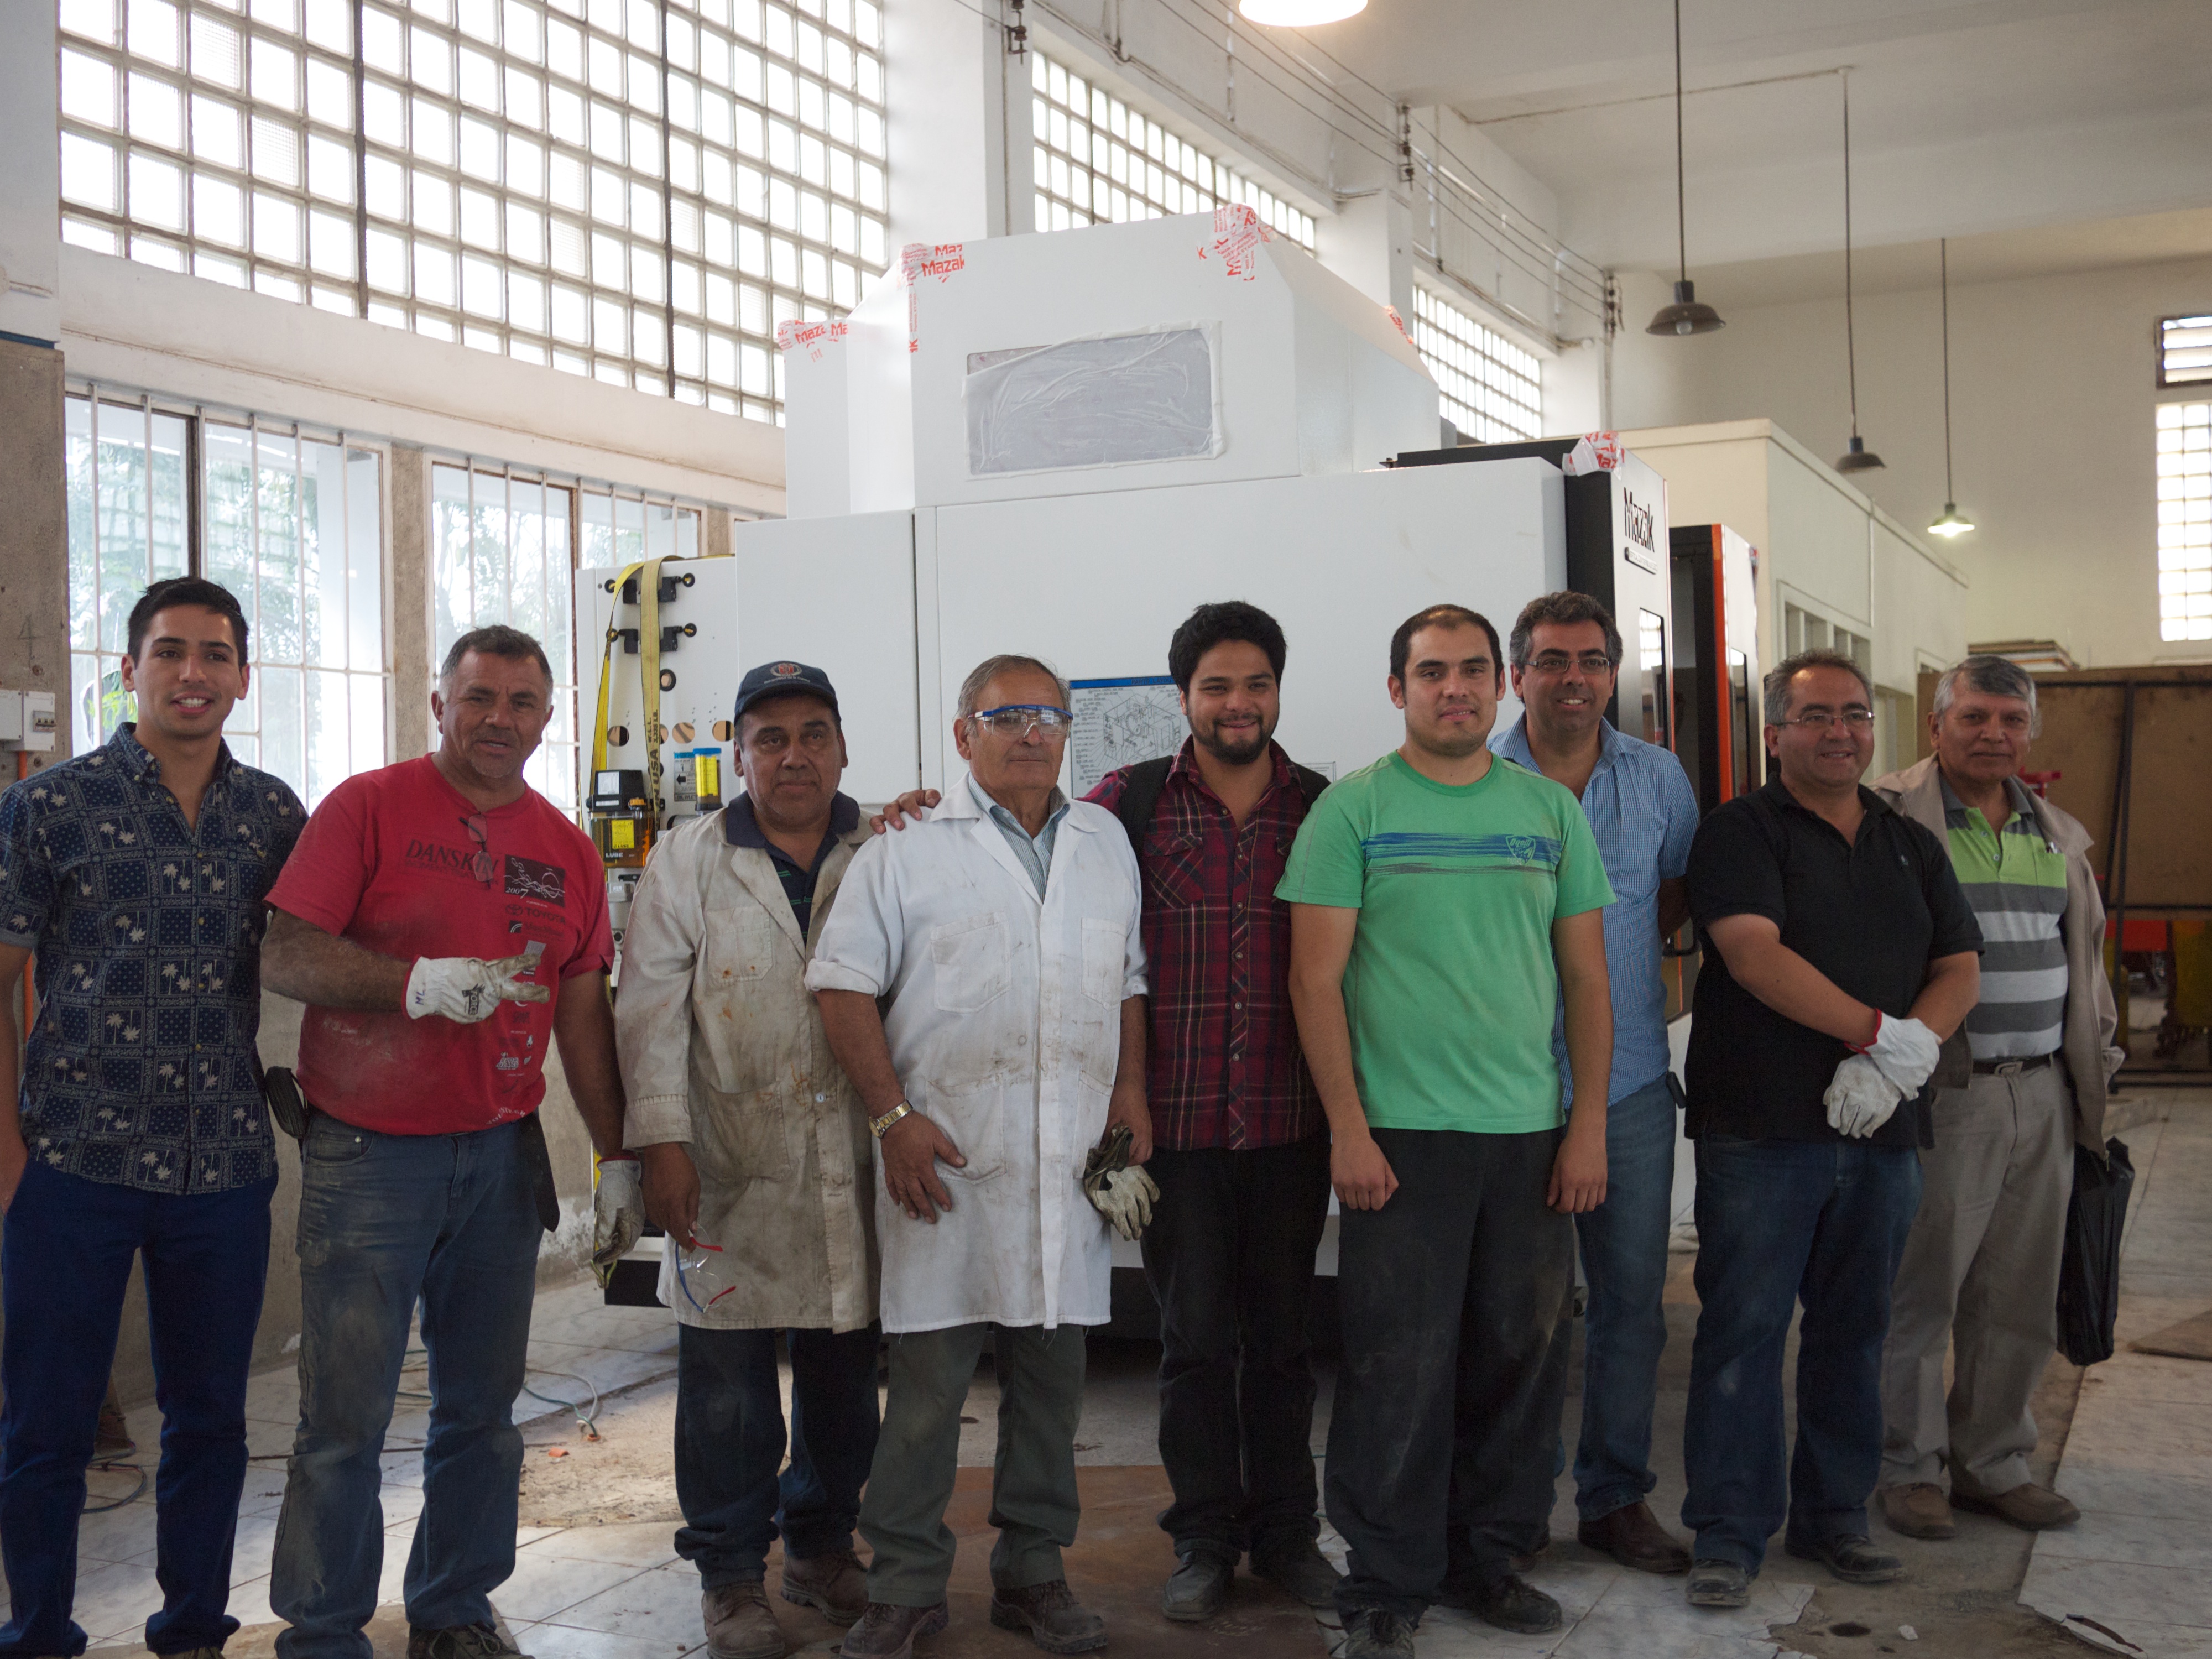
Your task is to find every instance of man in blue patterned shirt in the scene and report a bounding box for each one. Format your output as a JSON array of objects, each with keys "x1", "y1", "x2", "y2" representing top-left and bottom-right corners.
[
  {"x1": 0, "y1": 577, "x2": 304, "y2": 1659},
  {"x1": 1491, "y1": 591, "x2": 1702, "y2": 1577}
]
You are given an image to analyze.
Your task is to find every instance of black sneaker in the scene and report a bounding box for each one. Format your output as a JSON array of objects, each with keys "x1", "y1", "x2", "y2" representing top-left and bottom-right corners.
[
  {"x1": 1785, "y1": 1531, "x2": 1904, "y2": 1584},
  {"x1": 1686, "y1": 1559, "x2": 1752, "y2": 1608},
  {"x1": 1342, "y1": 1607, "x2": 1417, "y2": 1658},
  {"x1": 1250, "y1": 1538, "x2": 1342, "y2": 1609},
  {"x1": 1463, "y1": 1573, "x2": 1561, "y2": 1635},
  {"x1": 1160, "y1": 1550, "x2": 1233, "y2": 1623}
]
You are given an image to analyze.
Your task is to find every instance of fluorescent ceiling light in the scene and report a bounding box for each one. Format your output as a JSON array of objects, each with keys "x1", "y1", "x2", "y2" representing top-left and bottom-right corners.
[{"x1": 1239, "y1": 0, "x2": 1368, "y2": 25}]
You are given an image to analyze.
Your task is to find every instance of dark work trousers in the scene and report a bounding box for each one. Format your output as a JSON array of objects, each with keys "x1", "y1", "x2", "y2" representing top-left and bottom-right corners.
[
  {"x1": 673, "y1": 1323, "x2": 883, "y2": 1588},
  {"x1": 1139, "y1": 1134, "x2": 1333, "y2": 1564},
  {"x1": 0, "y1": 1163, "x2": 275, "y2": 1659},
  {"x1": 1327, "y1": 1128, "x2": 1574, "y2": 1624}
]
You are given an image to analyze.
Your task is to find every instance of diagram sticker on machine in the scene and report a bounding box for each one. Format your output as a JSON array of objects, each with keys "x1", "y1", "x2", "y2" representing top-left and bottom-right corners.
[{"x1": 1068, "y1": 676, "x2": 1186, "y2": 796}]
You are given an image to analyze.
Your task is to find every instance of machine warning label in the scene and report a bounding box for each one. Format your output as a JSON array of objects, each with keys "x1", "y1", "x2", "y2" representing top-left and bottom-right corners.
[{"x1": 1069, "y1": 676, "x2": 1185, "y2": 797}]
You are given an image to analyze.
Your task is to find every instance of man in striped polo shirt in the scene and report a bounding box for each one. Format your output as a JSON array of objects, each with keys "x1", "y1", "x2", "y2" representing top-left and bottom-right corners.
[{"x1": 1871, "y1": 655, "x2": 2124, "y2": 1540}]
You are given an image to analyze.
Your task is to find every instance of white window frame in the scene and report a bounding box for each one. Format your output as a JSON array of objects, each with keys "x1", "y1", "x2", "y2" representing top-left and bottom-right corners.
[
  {"x1": 1027, "y1": 51, "x2": 1316, "y2": 249},
  {"x1": 2157, "y1": 400, "x2": 2212, "y2": 641},
  {"x1": 1411, "y1": 284, "x2": 1542, "y2": 444}
]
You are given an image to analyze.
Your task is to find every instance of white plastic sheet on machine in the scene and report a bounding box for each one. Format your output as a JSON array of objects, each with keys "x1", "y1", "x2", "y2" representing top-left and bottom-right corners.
[{"x1": 963, "y1": 324, "x2": 1223, "y2": 476}]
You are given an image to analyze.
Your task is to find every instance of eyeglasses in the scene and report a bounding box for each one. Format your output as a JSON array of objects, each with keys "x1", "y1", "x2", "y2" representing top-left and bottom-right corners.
[
  {"x1": 969, "y1": 704, "x2": 1074, "y2": 737},
  {"x1": 1525, "y1": 651, "x2": 1619, "y2": 675},
  {"x1": 1778, "y1": 710, "x2": 1877, "y2": 731},
  {"x1": 460, "y1": 814, "x2": 499, "y2": 888}
]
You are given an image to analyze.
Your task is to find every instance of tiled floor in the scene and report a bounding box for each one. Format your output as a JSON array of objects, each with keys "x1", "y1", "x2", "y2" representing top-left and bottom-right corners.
[{"x1": 2018, "y1": 1094, "x2": 2212, "y2": 1658}]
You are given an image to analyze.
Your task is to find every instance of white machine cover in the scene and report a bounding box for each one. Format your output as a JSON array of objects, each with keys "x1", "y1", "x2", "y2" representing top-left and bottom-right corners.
[{"x1": 806, "y1": 778, "x2": 1146, "y2": 1332}]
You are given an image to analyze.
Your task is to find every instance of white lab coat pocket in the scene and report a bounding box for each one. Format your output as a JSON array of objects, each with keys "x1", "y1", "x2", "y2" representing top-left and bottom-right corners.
[
  {"x1": 930, "y1": 912, "x2": 1011, "y2": 1013},
  {"x1": 931, "y1": 1072, "x2": 1006, "y2": 1181},
  {"x1": 691, "y1": 1081, "x2": 794, "y2": 1186}
]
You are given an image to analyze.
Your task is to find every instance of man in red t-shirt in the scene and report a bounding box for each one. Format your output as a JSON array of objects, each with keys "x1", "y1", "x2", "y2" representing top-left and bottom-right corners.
[{"x1": 260, "y1": 625, "x2": 632, "y2": 1659}]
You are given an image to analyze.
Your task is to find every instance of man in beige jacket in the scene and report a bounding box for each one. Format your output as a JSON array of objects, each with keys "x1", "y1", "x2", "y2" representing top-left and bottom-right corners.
[
  {"x1": 1871, "y1": 655, "x2": 2125, "y2": 1541},
  {"x1": 615, "y1": 661, "x2": 879, "y2": 1659}
]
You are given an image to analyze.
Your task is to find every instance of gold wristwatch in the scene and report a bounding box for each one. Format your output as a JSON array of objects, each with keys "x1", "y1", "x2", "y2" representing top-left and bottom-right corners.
[{"x1": 868, "y1": 1100, "x2": 914, "y2": 1139}]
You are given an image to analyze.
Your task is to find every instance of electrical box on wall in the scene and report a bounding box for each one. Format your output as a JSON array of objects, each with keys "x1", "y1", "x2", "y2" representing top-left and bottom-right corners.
[{"x1": 0, "y1": 691, "x2": 58, "y2": 752}]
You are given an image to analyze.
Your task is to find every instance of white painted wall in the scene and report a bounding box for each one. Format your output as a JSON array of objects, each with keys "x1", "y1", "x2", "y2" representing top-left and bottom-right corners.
[
  {"x1": 0, "y1": 1, "x2": 60, "y2": 344},
  {"x1": 1609, "y1": 254, "x2": 2212, "y2": 670}
]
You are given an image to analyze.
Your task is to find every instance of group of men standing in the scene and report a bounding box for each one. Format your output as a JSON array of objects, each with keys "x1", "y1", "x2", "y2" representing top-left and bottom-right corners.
[{"x1": 0, "y1": 571, "x2": 2119, "y2": 1659}]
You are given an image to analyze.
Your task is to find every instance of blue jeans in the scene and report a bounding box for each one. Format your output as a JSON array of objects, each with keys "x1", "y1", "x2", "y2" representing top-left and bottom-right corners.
[
  {"x1": 270, "y1": 1116, "x2": 541, "y2": 1658},
  {"x1": 673, "y1": 1323, "x2": 881, "y2": 1587},
  {"x1": 0, "y1": 1162, "x2": 274, "y2": 1658},
  {"x1": 1682, "y1": 1135, "x2": 1923, "y2": 1573},
  {"x1": 1573, "y1": 1076, "x2": 1679, "y2": 1521}
]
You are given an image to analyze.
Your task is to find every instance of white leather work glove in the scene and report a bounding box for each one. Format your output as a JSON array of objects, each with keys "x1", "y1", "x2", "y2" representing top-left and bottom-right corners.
[
  {"x1": 1081, "y1": 1123, "x2": 1161, "y2": 1242},
  {"x1": 1825, "y1": 1053, "x2": 1906, "y2": 1139},
  {"x1": 404, "y1": 954, "x2": 551, "y2": 1023},
  {"x1": 1857, "y1": 1012, "x2": 1942, "y2": 1095},
  {"x1": 591, "y1": 1156, "x2": 645, "y2": 1288}
]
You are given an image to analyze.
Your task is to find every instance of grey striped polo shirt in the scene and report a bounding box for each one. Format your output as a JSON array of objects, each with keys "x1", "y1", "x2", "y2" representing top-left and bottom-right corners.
[{"x1": 1942, "y1": 776, "x2": 2069, "y2": 1061}]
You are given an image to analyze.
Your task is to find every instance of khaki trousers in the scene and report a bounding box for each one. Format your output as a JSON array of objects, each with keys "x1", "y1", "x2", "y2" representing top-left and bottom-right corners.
[
  {"x1": 859, "y1": 1323, "x2": 1087, "y2": 1606},
  {"x1": 1880, "y1": 1062, "x2": 2073, "y2": 1494}
]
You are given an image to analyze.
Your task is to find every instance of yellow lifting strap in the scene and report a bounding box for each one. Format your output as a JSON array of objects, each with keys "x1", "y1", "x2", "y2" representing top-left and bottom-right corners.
[{"x1": 588, "y1": 556, "x2": 671, "y2": 818}]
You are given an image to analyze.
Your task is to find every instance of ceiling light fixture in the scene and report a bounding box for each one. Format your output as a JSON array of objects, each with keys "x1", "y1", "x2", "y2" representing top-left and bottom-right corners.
[
  {"x1": 1238, "y1": 0, "x2": 1368, "y2": 25},
  {"x1": 1646, "y1": 0, "x2": 1724, "y2": 336},
  {"x1": 1833, "y1": 73, "x2": 1884, "y2": 473},
  {"x1": 1927, "y1": 238, "x2": 1975, "y2": 536}
]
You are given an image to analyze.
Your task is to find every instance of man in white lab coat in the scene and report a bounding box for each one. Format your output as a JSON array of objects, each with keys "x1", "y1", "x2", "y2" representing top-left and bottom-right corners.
[{"x1": 809, "y1": 654, "x2": 1149, "y2": 1659}]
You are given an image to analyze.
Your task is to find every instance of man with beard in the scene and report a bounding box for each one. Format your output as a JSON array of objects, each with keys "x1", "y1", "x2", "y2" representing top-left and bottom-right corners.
[
  {"x1": 1082, "y1": 602, "x2": 1340, "y2": 1623},
  {"x1": 1281, "y1": 604, "x2": 1614, "y2": 1657}
]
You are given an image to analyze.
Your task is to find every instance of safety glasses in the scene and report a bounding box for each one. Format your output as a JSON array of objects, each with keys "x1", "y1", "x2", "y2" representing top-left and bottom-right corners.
[{"x1": 969, "y1": 703, "x2": 1074, "y2": 738}]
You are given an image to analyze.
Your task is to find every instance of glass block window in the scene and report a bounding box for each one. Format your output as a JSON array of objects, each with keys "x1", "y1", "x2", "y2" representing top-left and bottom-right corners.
[
  {"x1": 2157, "y1": 401, "x2": 2212, "y2": 641},
  {"x1": 1029, "y1": 52, "x2": 1315, "y2": 249},
  {"x1": 55, "y1": 0, "x2": 887, "y2": 421},
  {"x1": 1412, "y1": 285, "x2": 1542, "y2": 444},
  {"x1": 2159, "y1": 315, "x2": 2212, "y2": 388},
  {"x1": 429, "y1": 462, "x2": 700, "y2": 811},
  {"x1": 56, "y1": 0, "x2": 363, "y2": 309},
  {"x1": 64, "y1": 390, "x2": 390, "y2": 809}
]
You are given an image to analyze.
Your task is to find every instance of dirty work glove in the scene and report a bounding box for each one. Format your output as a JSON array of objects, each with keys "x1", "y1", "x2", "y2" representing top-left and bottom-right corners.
[
  {"x1": 1855, "y1": 1012, "x2": 1942, "y2": 1095},
  {"x1": 405, "y1": 954, "x2": 552, "y2": 1023},
  {"x1": 1082, "y1": 1123, "x2": 1161, "y2": 1242},
  {"x1": 592, "y1": 1156, "x2": 645, "y2": 1287},
  {"x1": 1825, "y1": 1053, "x2": 1905, "y2": 1139}
]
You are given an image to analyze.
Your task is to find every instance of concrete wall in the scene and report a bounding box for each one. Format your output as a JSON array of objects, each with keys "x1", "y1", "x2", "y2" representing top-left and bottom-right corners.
[{"x1": 1607, "y1": 254, "x2": 2212, "y2": 670}]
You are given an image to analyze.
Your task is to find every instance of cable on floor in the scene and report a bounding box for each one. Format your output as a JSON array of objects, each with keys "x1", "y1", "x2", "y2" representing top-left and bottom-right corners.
[{"x1": 82, "y1": 1458, "x2": 149, "y2": 1514}]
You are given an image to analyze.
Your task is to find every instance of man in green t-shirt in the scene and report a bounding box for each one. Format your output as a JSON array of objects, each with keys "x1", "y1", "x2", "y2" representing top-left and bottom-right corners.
[{"x1": 1280, "y1": 603, "x2": 1615, "y2": 1659}]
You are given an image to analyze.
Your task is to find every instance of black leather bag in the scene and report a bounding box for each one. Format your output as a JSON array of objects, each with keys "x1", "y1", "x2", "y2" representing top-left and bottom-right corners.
[{"x1": 2056, "y1": 1136, "x2": 2135, "y2": 1367}]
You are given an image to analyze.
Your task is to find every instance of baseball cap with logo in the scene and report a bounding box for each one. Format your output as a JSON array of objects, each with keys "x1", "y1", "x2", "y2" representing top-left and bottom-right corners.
[{"x1": 733, "y1": 659, "x2": 840, "y2": 724}]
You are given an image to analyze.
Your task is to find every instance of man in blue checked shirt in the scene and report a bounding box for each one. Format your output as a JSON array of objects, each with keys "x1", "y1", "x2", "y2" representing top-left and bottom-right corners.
[
  {"x1": 0, "y1": 577, "x2": 304, "y2": 1659},
  {"x1": 1490, "y1": 591, "x2": 1702, "y2": 1577}
]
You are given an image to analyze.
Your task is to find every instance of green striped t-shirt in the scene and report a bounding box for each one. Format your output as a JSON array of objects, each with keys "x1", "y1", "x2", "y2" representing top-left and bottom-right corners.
[{"x1": 1943, "y1": 776, "x2": 2068, "y2": 1061}]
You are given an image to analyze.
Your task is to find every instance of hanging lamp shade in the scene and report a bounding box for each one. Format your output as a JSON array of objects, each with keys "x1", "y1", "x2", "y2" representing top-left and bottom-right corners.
[
  {"x1": 1238, "y1": 0, "x2": 1366, "y2": 24},
  {"x1": 1835, "y1": 434, "x2": 1885, "y2": 473},
  {"x1": 1648, "y1": 278, "x2": 1725, "y2": 336},
  {"x1": 1927, "y1": 239, "x2": 1975, "y2": 537},
  {"x1": 1646, "y1": 0, "x2": 1724, "y2": 338}
]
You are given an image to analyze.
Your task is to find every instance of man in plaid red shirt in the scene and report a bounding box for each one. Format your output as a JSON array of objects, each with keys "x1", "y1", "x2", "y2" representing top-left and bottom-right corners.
[{"x1": 1082, "y1": 602, "x2": 1341, "y2": 1625}]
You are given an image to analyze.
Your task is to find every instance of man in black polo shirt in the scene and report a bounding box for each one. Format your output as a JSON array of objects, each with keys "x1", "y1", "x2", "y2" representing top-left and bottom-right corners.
[{"x1": 1678, "y1": 650, "x2": 1981, "y2": 1611}]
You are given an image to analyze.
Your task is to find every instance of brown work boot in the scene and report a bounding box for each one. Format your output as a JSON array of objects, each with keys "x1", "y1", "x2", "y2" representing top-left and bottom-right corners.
[
  {"x1": 1880, "y1": 1482, "x2": 1957, "y2": 1539},
  {"x1": 989, "y1": 1579, "x2": 1107, "y2": 1654},
  {"x1": 839, "y1": 1601, "x2": 949, "y2": 1658},
  {"x1": 1578, "y1": 1500, "x2": 1692, "y2": 1574},
  {"x1": 1952, "y1": 1481, "x2": 2080, "y2": 1530},
  {"x1": 701, "y1": 1580, "x2": 786, "y2": 1659},
  {"x1": 781, "y1": 1547, "x2": 868, "y2": 1625}
]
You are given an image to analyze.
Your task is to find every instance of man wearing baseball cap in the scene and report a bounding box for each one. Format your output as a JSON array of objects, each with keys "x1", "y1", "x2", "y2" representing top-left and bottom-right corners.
[{"x1": 615, "y1": 659, "x2": 882, "y2": 1659}]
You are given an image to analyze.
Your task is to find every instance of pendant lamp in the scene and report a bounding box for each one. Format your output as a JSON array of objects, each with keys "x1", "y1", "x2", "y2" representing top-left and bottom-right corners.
[
  {"x1": 1834, "y1": 75, "x2": 1883, "y2": 473},
  {"x1": 1927, "y1": 238, "x2": 1975, "y2": 536},
  {"x1": 1646, "y1": 0, "x2": 1724, "y2": 336},
  {"x1": 1238, "y1": 0, "x2": 1367, "y2": 24}
]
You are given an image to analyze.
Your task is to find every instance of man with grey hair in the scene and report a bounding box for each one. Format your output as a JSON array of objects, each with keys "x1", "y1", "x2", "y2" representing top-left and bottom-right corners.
[
  {"x1": 262, "y1": 624, "x2": 633, "y2": 1659},
  {"x1": 808, "y1": 654, "x2": 1148, "y2": 1658},
  {"x1": 1870, "y1": 655, "x2": 2122, "y2": 1540},
  {"x1": 1678, "y1": 650, "x2": 1981, "y2": 1610}
]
